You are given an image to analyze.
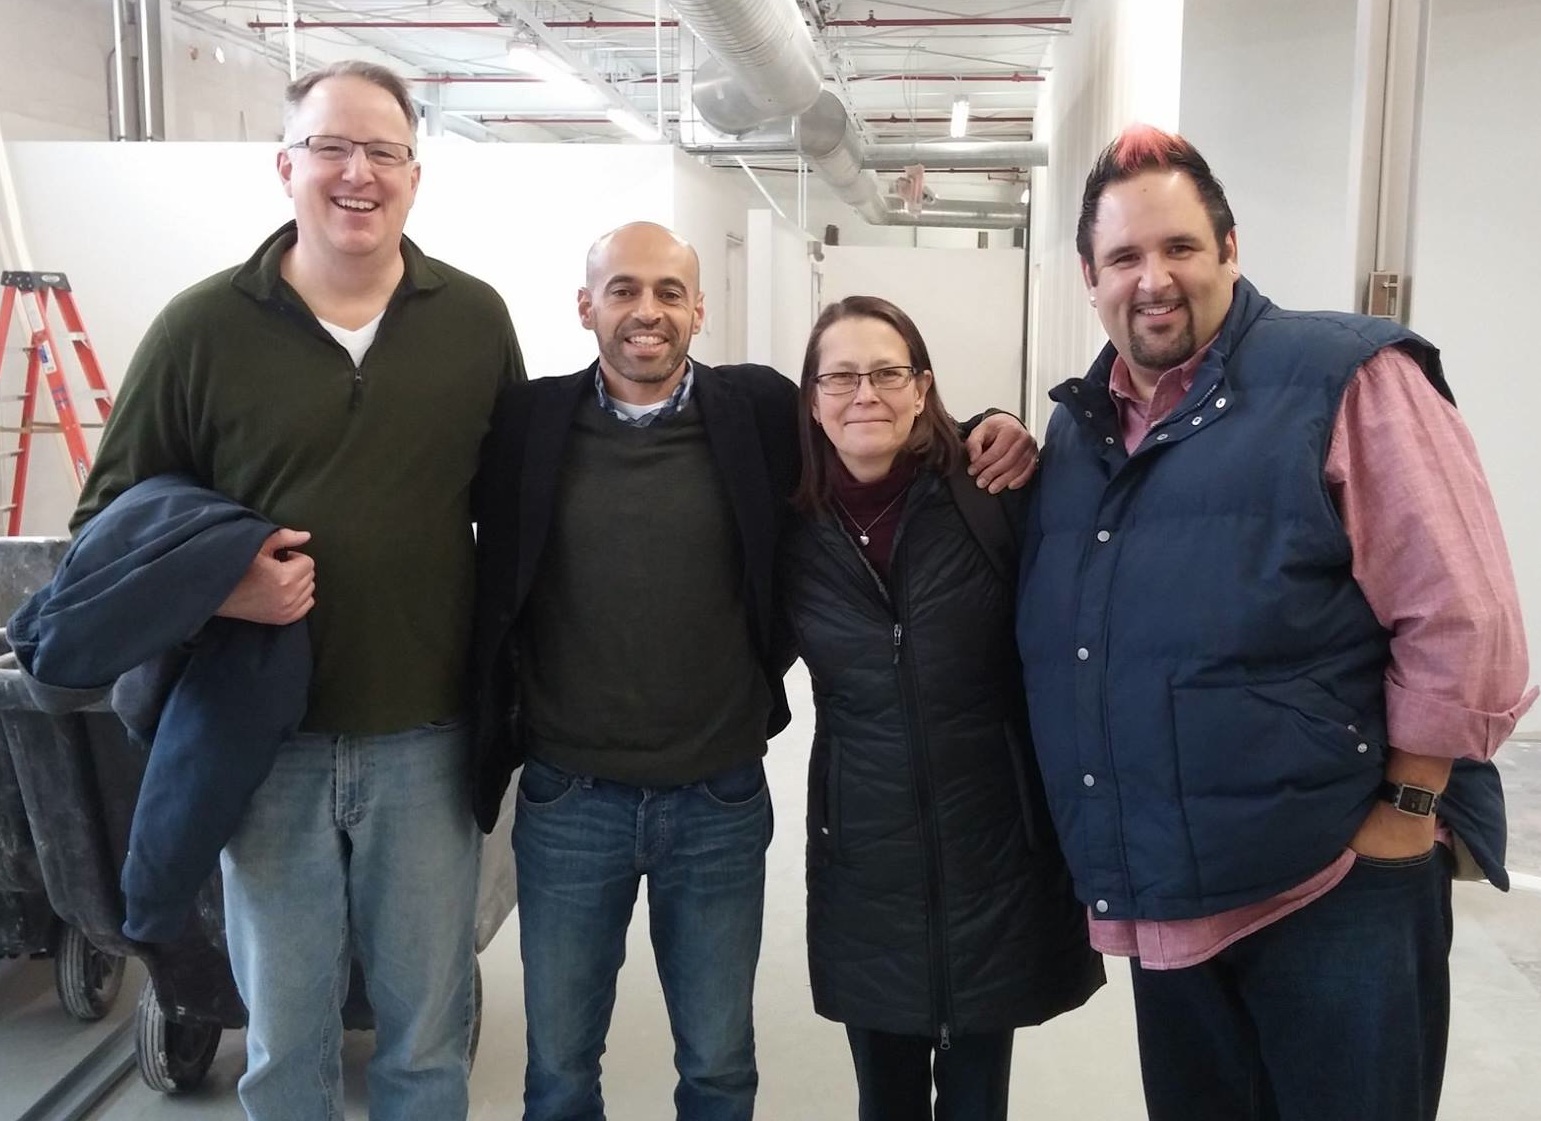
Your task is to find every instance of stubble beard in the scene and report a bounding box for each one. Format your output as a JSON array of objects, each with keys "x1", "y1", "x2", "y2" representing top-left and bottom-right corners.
[
  {"x1": 604, "y1": 330, "x2": 685, "y2": 386},
  {"x1": 1128, "y1": 311, "x2": 1196, "y2": 375}
]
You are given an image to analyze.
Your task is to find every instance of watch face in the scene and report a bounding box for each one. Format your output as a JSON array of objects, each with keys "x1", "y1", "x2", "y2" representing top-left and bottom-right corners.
[{"x1": 1401, "y1": 787, "x2": 1437, "y2": 816}]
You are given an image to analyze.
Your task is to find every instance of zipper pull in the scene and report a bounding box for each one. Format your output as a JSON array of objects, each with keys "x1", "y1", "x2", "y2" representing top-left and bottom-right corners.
[
  {"x1": 349, "y1": 369, "x2": 363, "y2": 411},
  {"x1": 938, "y1": 1023, "x2": 951, "y2": 1051},
  {"x1": 892, "y1": 623, "x2": 903, "y2": 664}
]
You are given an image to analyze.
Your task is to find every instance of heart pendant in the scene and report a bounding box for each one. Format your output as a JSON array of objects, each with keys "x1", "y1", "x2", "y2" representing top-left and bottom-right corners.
[{"x1": 859, "y1": 533, "x2": 870, "y2": 546}]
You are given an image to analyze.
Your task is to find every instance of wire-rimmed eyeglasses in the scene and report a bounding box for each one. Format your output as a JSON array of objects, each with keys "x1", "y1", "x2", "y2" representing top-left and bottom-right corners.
[
  {"x1": 814, "y1": 366, "x2": 918, "y2": 395},
  {"x1": 286, "y1": 134, "x2": 415, "y2": 168}
]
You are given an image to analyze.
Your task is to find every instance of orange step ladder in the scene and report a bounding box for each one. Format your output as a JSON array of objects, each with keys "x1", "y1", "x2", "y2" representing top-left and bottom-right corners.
[{"x1": 0, "y1": 271, "x2": 114, "y2": 535}]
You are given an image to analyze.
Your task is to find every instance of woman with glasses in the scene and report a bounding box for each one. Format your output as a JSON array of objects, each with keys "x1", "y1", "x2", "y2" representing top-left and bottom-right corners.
[{"x1": 781, "y1": 296, "x2": 1102, "y2": 1120}]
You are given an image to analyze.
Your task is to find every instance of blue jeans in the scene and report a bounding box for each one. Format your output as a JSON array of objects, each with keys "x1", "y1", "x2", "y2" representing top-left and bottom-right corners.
[
  {"x1": 514, "y1": 757, "x2": 772, "y2": 1121},
  {"x1": 1130, "y1": 847, "x2": 1455, "y2": 1121},
  {"x1": 845, "y1": 1027, "x2": 1014, "y2": 1121},
  {"x1": 220, "y1": 719, "x2": 480, "y2": 1121}
]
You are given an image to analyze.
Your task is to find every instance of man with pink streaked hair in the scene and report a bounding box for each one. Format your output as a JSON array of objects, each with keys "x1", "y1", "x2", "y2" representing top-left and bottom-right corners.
[{"x1": 1016, "y1": 124, "x2": 1535, "y2": 1121}]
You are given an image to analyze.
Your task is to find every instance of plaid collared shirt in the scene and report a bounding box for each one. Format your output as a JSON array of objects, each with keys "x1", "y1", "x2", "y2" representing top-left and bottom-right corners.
[{"x1": 594, "y1": 363, "x2": 695, "y2": 427}]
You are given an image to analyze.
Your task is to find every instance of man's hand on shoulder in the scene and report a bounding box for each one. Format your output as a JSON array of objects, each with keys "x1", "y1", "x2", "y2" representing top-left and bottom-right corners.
[
  {"x1": 966, "y1": 413, "x2": 1039, "y2": 493},
  {"x1": 216, "y1": 528, "x2": 316, "y2": 625}
]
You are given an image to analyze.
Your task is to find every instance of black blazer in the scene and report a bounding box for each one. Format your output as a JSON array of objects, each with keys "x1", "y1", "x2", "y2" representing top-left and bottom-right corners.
[{"x1": 468, "y1": 360, "x2": 803, "y2": 831}]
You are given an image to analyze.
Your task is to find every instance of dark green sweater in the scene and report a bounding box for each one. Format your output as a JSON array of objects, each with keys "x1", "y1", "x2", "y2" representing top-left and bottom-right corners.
[
  {"x1": 73, "y1": 223, "x2": 526, "y2": 734},
  {"x1": 518, "y1": 397, "x2": 771, "y2": 785}
]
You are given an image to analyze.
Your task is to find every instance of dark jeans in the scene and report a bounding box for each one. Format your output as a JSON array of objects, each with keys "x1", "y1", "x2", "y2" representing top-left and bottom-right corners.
[
  {"x1": 514, "y1": 757, "x2": 772, "y2": 1121},
  {"x1": 845, "y1": 1026, "x2": 1014, "y2": 1121},
  {"x1": 1130, "y1": 847, "x2": 1455, "y2": 1121}
]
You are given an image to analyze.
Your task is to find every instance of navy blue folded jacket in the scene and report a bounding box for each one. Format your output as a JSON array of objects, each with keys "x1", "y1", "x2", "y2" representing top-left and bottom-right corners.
[{"x1": 6, "y1": 475, "x2": 310, "y2": 941}]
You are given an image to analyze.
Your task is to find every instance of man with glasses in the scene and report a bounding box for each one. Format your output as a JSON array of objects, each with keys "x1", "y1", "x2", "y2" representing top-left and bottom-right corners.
[
  {"x1": 72, "y1": 61, "x2": 524, "y2": 1120},
  {"x1": 470, "y1": 221, "x2": 1035, "y2": 1120}
]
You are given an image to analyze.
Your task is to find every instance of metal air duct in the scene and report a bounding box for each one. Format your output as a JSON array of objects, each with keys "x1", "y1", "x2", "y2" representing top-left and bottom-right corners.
[
  {"x1": 795, "y1": 91, "x2": 888, "y2": 224},
  {"x1": 862, "y1": 141, "x2": 1048, "y2": 171},
  {"x1": 870, "y1": 198, "x2": 1028, "y2": 229},
  {"x1": 672, "y1": 0, "x2": 824, "y2": 134},
  {"x1": 676, "y1": 1, "x2": 1028, "y2": 228}
]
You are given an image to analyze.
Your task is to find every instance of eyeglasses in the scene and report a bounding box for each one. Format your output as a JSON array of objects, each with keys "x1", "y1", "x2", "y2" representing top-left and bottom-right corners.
[
  {"x1": 814, "y1": 366, "x2": 917, "y2": 395},
  {"x1": 286, "y1": 134, "x2": 415, "y2": 168}
]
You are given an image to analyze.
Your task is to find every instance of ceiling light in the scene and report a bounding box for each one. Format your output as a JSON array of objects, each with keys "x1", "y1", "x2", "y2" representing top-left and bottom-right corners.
[
  {"x1": 507, "y1": 44, "x2": 574, "y2": 84},
  {"x1": 606, "y1": 105, "x2": 661, "y2": 141},
  {"x1": 214, "y1": 45, "x2": 226, "y2": 64},
  {"x1": 1020, "y1": 186, "x2": 1031, "y2": 205},
  {"x1": 949, "y1": 96, "x2": 969, "y2": 139},
  {"x1": 505, "y1": 43, "x2": 605, "y2": 107}
]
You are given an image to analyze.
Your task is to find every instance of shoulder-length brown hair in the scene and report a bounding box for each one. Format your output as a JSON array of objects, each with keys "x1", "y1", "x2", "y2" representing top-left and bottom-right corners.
[{"x1": 793, "y1": 295, "x2": 963, "y2": 514}]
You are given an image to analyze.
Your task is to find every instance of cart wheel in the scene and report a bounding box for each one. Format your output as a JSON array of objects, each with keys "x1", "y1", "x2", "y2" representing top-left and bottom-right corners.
[
  {"x1": 134, "y1": 977, "x2": 222, "y2": 1093},
  {"x1": 468, "y1": 957, "x2": 484, "y2": 1067},
  {"x1": 53, "y1": 923, "x2": 125, "y2": 1021}
]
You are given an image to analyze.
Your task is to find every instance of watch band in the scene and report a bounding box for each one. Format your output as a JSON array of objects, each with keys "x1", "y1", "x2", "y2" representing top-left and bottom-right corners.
[{"x1": 1378, "y1": 780, "x2": 1441, "y2": 817}]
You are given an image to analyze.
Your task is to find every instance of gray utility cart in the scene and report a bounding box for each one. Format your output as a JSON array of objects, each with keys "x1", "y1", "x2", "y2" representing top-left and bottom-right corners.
[{"x1": 1, "y1": 537, "x2": 125, "y2": 1024}]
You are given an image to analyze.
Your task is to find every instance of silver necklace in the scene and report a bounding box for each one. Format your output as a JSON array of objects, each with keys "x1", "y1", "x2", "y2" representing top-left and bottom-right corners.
[{"x1": 833, "y1": 491, "x2": 905, "y2": 547}]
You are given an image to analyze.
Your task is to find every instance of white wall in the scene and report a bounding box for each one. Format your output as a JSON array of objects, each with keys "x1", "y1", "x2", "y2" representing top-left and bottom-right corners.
[
  {"x1": 1409, "y1": 0, "x2": 1541, "y2": 733},
  {"x1": 164, "y1": 20, "x2": 288, "y2": 142},
  {"x1": 669, "y1": 150, "x2": 762, "y2": 368},
  {"x1": 745, "y1": 209, "x2": 816, "y2": 379},
  {"x1": 0, "y1": 0, "x2": 420, "y2": 143},
  {"x1": 818, "y1": 245, "x2": 1025, "y2": 424},
  {"x1": 1029, "y1": 0, "x2": 1184, "y2": 434},
  {"x1": 0, "y1": 0, "x2": 115, "y2": 141},
  {"x1": 1179, "y1": 0, "x2": 1360, "y2": 311},
  {"x1": 1, "y1": 140, "x2": 677, "y2": 533}
]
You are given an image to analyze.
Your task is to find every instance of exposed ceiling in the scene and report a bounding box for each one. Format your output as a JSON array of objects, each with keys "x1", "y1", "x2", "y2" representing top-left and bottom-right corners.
[{"x1": 173, "y1": 0, "x2": 1070, "y2": 159}]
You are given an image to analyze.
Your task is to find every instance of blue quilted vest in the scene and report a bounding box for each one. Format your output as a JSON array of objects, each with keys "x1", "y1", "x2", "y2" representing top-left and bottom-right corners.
[{"x1": 1015, "y1": 279, "x2": 1503, "y2": 921}]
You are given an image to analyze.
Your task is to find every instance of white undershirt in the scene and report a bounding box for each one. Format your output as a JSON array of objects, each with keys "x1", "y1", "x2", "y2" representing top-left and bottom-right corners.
[
  {"x1": 318, "y1": 310, "x2": 385, "y2": 367},
  {"x1": 607, "y1": 395, "x2": 671, "y2": 421}
]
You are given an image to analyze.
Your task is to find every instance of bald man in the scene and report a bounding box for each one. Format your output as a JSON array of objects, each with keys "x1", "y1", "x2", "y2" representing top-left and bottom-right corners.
[{"x1": 470, "y1": 222, "x2": 1033, "y2": 1120}]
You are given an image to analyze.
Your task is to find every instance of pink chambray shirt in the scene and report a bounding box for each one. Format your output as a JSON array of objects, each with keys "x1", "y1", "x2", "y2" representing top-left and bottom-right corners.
[{"x1": 1091, "y1": 341, "x2": 1537, "y2": 970}]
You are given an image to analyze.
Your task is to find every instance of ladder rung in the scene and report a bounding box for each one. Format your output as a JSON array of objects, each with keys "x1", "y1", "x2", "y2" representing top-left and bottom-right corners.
[
  {"x1": 2, "y1": 449, "x2": 21, "y2": 458},
  {"x1": 0, "y1": 422, "x2": 101, "y2": 431},
  {"x1": 0, "y1": 504, "x2": 17, "y2": 514}
]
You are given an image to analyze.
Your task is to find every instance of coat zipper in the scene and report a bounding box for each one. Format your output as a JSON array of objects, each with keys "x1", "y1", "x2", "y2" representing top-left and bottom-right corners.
[
  {"x1": 817, "y1": 481, "x2": 955, "y2": 1048},
  {"x1": 894, "y1": 609, "x2": 955, "y2": 1050},
  {"x1": 272, "y1": 283, "x2": 409, "y2": 413}
]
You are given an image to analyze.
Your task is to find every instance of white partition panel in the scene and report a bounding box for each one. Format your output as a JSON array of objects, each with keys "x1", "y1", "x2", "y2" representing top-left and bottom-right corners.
[
  {"x1": 3, "y1": 140, "x2": 676, "y2": 533},
  {"x1": 818, "y1": 245, "x2": 1024, "y2": 425}
]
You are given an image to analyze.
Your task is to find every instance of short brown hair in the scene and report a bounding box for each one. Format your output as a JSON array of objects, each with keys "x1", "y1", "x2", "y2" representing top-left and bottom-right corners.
[
  {"x1": 794, "y1": 295, "x2": 963, "y2": 514},
  {"x1": 283, "y1": 61, "x2": 418, "y2": 139}
]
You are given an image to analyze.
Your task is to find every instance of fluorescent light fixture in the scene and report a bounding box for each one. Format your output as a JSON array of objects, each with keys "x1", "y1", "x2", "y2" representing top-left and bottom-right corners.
[
  {"x1": 606, "y1": 105, "x2": 661, "y2": 141},
  {"x1": 507, "y1": 44, "x2": 574, "y2": 83},
  {"x1": 505, "y1": 43, "x2": 605, "y2": 106},
  {"x1": 949, "y1": 96, "x2": 969, "y2": 139}
]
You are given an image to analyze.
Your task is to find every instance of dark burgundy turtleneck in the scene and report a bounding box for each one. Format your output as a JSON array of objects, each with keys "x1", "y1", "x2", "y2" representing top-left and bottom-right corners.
[{"x1": 827, "y1": 450, "x2": 917, "y2": 581}]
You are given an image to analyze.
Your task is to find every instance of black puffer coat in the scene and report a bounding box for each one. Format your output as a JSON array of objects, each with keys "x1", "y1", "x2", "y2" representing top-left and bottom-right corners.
[{"x1": 784, "y1": 469, "x2": 1103, "y2": 1041}]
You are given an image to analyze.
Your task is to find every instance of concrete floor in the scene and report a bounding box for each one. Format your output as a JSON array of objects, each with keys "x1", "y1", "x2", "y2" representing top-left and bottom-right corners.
[{"x1": 3, "y1": 666, "x2": 1539, "y2": 1119}]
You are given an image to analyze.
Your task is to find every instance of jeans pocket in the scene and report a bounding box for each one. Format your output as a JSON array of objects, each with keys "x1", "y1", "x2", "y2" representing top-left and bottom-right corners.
[
  {"x1": 1354, "y1": 847, "x2": 1438, "y2": 870},
  {"x1": 517, "y1": 760, "x2": 578, "y2": 808},
  {"x1": 698, "y1": 760, "x2": 768, "y2": 807}
]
